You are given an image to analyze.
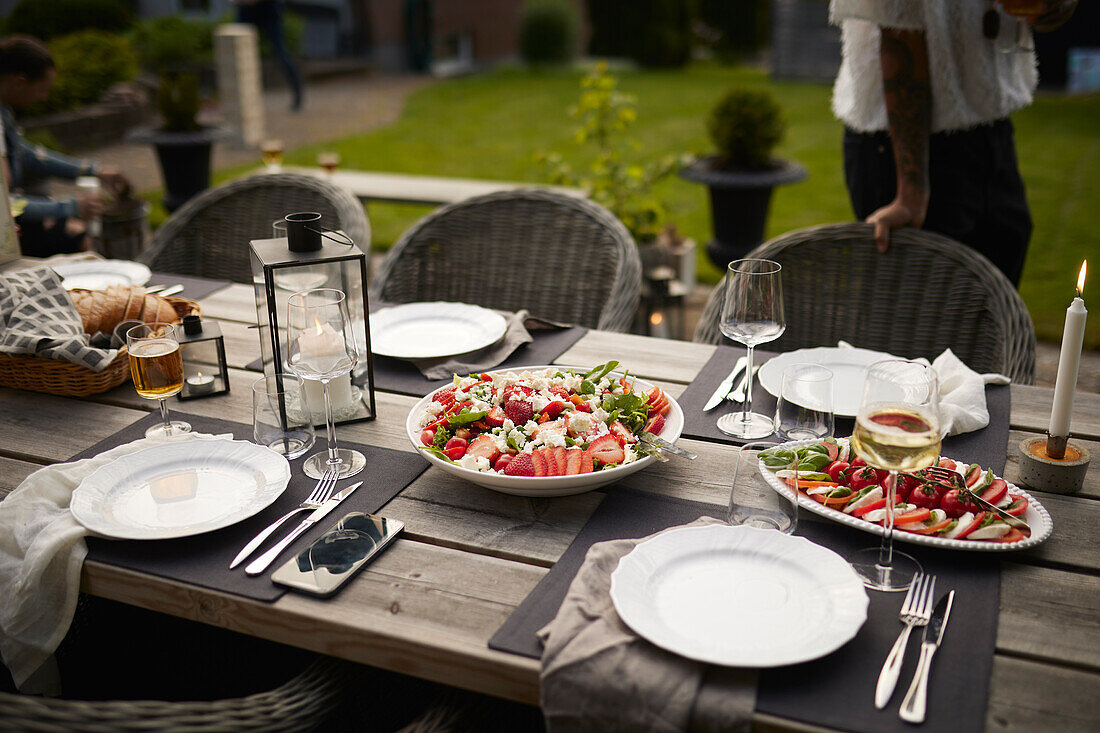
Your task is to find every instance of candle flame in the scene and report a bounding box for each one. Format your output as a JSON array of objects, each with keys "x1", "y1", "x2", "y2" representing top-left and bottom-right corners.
[
  {"x1": 1077, "y1": 261, "x2": 1087, "y2": 297},
  {"x1": 196, "y1": 371, "x2": 203, "y2": 378},
  {"x1": 313, "y1": 314, "x2": 324, "y2": 335},
  {"x1": 649, "y1": 312, "x2": 664, "y2": 326}
]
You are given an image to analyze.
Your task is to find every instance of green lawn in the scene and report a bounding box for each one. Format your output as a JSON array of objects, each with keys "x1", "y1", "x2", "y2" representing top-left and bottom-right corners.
[{"x1": 212, "y1": 64, "x2": 1099, "y2": 345}]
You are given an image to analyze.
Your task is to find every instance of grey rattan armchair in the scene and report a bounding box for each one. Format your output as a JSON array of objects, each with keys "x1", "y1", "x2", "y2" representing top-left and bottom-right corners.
[
  {"x1": 370, "y1": 189, "x2": 641, "y2": 331},
  {"x1": 137, "y1": 173, "x2": 370, "y2": 283},
  {"x1": 693, "y1": 223, "x2": 1036, "y2": 383}
]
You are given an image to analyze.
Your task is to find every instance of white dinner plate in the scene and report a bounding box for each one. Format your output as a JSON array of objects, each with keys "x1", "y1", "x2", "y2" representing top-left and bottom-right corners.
[
  {"x1": 758, "y1": 346, "x2": 894, "y2": 417},
  {"x1": 370, "y1": 302, "x2": 509, "y2": 360},
  {"x1": 610, "y1": 524, "x2": 868, "y2": 667},
  {"x1": 51, "y1": 259, "x2": 152, "y2": 290},
  {"x1": 405, "y1": 365, "x2": 684, "y2": 497},
  {"x1": 71, "y1": 439, "x2": 291, "y2": 540},
  {"x1": 759, "y1": 439, "x2": 1053, "y2": 552}
]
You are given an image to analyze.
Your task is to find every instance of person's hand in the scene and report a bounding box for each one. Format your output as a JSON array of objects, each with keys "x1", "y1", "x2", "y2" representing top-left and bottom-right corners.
[
  {"x1": 865, "y1": 192, "x2": 928, "y2": 253},
  {"x1": 1031, "y1": 0, "x2": 1077, "y2": 32},
  {"x1": 76, "y1": 190, "x2": 104, "y2": 221},
  {"x1": 96, "y1": 166, "x2": 132, "y2": 199}
]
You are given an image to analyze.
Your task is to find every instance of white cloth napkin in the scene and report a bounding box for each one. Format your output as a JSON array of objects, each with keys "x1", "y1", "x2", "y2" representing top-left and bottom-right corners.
[
  {"x1": 537, "y1": 517, "x2": 755, "y2": 732},
  {"x1": 837, "y1": 342, "x2": 1010, "y2": 436},
  {"x1": 0, "y1": 431, "x2": 231, "y2": 693},
  {"x1": 412, "y1": 309, "x2": 568, "y2": 380}
]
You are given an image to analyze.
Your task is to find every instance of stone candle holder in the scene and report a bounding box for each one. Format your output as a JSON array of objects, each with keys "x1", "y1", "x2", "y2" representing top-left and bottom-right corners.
[{"x1": 1017, "y1": 437, "x2": 1091, "y2": 494}]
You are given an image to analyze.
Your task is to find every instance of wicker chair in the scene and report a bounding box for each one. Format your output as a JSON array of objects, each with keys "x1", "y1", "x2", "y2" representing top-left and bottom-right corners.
[
  {"x1": 693, "y1": 223, "x2": 1036, "y2": 384},
  {"x1": 370, "y1": 189, "x2": 641, "y2": 331},
  {"x1": 136, "y1": 174, "x2": 371, "y2": 283}
]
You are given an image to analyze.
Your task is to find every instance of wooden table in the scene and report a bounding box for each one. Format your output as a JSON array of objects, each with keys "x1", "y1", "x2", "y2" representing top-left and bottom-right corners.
[{"x1": 1, "y1": 282, "x2": 1098, "y2": 731}]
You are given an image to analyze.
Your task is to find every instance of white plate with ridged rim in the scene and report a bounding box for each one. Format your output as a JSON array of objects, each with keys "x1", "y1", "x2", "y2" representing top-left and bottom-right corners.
[
  {"x1": 71, "y1": 439, "x2": 291, "y2": 540},
  {"x1": 369, "y1": 302, "x2": 509, "y2": 359},
  {"x1": 610, "y1": 524, "x2": 868, "y2": 667},
  {"x1": 758, "y1": 347, "x2": 894, "y2": 417},
  {"x1": 51, "y1": 259, "x2": 152, "y2": 290},
  {"x1": 405, "y1": 365, "x2": 684, "y2": 497},
  {"x1": 758, "y1": 439, "x2": 1053, "y2": 552}
]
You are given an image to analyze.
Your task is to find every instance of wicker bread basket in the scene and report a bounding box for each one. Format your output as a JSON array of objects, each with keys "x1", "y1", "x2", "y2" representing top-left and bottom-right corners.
[{"x1": 0, "y1": 293, "x2": 200, "y2": 397}]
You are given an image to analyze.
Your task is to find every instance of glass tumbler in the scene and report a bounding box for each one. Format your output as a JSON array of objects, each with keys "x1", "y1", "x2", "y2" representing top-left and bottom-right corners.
[
  {"x1": 253, "y1": 373, "x2": 316, "y2": 459},
  {"x1": 728, "y1": 441, "x2": 798, "y2": 534},
  {"x1": 775, "y1": 363, "x2": 835, "y2": 442}
]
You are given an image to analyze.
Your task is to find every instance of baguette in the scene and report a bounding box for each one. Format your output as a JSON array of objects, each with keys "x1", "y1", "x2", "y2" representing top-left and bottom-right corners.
[{"x1": 70, "y1": 285, "x2": 183, "y2": 336}]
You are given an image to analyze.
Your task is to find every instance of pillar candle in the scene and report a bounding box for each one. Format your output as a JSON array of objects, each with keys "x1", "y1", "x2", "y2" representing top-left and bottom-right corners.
[{"x1": 1048, "y1": 263, "x2": 1088, "y2": 440}]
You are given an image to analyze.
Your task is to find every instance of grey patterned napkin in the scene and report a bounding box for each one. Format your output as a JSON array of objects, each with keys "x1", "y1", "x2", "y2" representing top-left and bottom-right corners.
[
  {"x1": 0, "y1": 266, "x2": 118, "y2": 372},
  {"x1": 411, "y1": 309, "x2": 566, "y2": 379}
]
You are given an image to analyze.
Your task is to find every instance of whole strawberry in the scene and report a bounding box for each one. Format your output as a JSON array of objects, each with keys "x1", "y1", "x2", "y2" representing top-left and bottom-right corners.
[{"x1": 504, "y1": 399, "x2": 533, "y2": 425}]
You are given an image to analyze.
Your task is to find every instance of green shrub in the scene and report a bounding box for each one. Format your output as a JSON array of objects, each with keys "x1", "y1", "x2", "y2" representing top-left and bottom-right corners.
[
  {"x1": 707, "y1": 89, "x2": 786, "y2": 170},
  {"x1": 698, "y1": 0, "x2": 770, "y2": 63},
  {"x1": 6, "y1": 0, "x2": 135, "y2": 41},
  {"x1": 519, "y1": 0, "x2": 579, "y2": 65},
  {"x1": 587, "y1": 0, "x2": 692, "y2": 68},
  {"x1": 131, "y1": 16, "x2": 215, "y2": 74},
  {"x1": 27, "y1": 30, "x2": 138, "y2": 115}
]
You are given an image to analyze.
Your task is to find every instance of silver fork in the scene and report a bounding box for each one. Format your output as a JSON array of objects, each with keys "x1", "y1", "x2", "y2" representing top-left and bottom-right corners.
[
  {"x1": 875, "y1": 572, "x2": 936, "y2": 708},
  {"x1": 229, "y1": 467, "x2": 339, "y2": 569},
  {"x1": 727, "y1": 366, "x2": 759, "y2": 403}
]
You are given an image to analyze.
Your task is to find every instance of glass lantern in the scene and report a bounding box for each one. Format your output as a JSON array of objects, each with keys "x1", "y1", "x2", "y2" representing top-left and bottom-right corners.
[
  {"x1": 177, "y1": 315, "x2": 230, "y2": 400},
  {"x1": 249, "y1": 231, "x2": 376, "y2": 426}
]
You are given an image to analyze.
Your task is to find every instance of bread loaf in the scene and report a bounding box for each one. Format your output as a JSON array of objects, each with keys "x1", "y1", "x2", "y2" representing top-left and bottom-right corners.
[{"x1": 70, "y1": 285, "x2": 182, "y2": 336}]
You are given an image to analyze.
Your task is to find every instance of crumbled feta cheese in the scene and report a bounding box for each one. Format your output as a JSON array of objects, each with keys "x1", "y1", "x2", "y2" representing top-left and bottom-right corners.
[
  {"x1": 566, "y1": 412, "x2": 596, "y2": 437},
  {"x1": 459, "y1": 455, "x2": 491, "y2": 471}
]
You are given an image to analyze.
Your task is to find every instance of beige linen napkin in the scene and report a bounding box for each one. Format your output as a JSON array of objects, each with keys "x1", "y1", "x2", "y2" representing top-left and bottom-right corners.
[
  {"x1": 537, "y1": 517, "x2": 755, "y2": 733},
  {"x1": 837, "y1": 342, "x2": 1010, "y2": 436},
  {"x1": 0, "y1": 431, "x2": 231, "y2": 693},
  {"x1": 413, "y1": 309, "x2": 564, "y2": 380}
]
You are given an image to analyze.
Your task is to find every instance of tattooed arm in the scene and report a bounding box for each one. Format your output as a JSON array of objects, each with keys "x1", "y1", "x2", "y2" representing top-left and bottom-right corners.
[{"x1": 867, "y1": 27, "x2": 931, "y2": 253}]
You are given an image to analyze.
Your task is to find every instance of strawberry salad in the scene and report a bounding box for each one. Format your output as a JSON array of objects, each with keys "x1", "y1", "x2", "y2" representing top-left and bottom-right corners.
[
  {"x1": 760, "y1": 439, "x2": 1031, "y2": 544},
  {"x1": 415, "y1": 362, "x2": 671, "y2": 477}
]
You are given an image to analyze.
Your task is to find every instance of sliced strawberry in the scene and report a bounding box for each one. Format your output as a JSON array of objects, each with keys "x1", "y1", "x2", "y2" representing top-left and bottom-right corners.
[
  {"x1": 432, "y1": 386, "x2": 456, "y2": 406},
  {"x1": 531, "y1": 449, "x2": 550, "y2": 477},
  {"x1": 504, "y1": 453, "x2": 535, "y2": 476},
  {"x1": 552, "y1": 446, "x2": 568, "y2": 475},
  {"x1": 541, "y1": 400, "x2": 567, "y2": 421},
  {"x1": 643, "y1": 413, "x2": 665, "y2": 435},
  {"x1": 587, "y1": 434, "x2": 625, "y2": 466},
  {"x1": 565, "y1": 448, "x2": 583, "y2": 475},
  {"x1": 493, "y1": 454, "x2": 514, "y2": 472},
  {"x1": 579, "y1": 450, "x2": 594, "y2": 473},
  {"x1": 467, "y1": 435, "x2": 500, "y2": 464},
  {"x1": 505, "y1": 399, "x2": 533, "y2": 425},
  {"x1": 609, "y1": 420, "x2": 637, "y2": 444},
  {"x1": 485, "y1": 406, "x2": 506, "y2": 428}
]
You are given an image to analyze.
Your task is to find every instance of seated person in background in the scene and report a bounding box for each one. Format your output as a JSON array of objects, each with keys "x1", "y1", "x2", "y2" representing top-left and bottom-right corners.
[{"x1": 0, "y1": 35, "x2": 131, "y2": 257}]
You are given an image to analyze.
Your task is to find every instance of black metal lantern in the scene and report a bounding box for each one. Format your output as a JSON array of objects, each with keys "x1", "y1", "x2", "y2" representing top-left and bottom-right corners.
[
  {"x1": 177, "y1": 315, "x2": 230, "y2": 400},
  {"x1": 249, "y1": 221, "x2": 376, "y2": 425}
]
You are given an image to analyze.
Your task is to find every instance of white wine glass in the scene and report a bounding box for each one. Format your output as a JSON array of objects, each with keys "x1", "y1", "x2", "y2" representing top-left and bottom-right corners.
[
  {"x1": 126, "y1": 322, "x2": 192, "y2": 439},
  {"x1": 717, "y1": 259, "x2": 786, "y2": 439},
  {"x1": 997, "y1": 0, "x2": 1038, "y2": 53},
  {"x1": 286, "y1": 288, "x2": 365, "y2": 479},
  {"x1": 849, "y1": 360, "x2": 940, "y2": 592}
]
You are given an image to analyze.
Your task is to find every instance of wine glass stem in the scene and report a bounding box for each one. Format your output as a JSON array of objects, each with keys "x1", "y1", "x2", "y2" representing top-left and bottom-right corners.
[
  {"x1": 742, "y1": 344, "x2": 756, "y2": 422},
  {"x1": 159, "y1": 398, "x2": 173, "y2": 435},
  {"x1": 321, "y1": 379, "x2": 341, "y2": 466},
  {"x1": 879, "y1": 469, "x2": 898, "y2": 568}
]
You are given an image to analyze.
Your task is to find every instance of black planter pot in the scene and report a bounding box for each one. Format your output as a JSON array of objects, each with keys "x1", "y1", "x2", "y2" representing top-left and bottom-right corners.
[
  {"x1": 130, "y1": 126, "x2": 225, "y2": 212},
  {"x1": 680, "y1": 156, "x2": 807, "y2": 269}
]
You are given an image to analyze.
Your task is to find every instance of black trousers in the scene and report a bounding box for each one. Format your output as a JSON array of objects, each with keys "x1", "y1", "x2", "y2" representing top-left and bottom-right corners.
[{"x1": 843, "y1": 119, "x2": 1032, "y2": 286}]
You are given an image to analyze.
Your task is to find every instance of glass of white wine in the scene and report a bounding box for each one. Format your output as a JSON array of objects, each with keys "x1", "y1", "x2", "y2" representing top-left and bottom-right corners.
[
  {"x1": 717, "y1": 259, "x2": 786, "y2": 439},
  {"x1": 849, "y1": 360, "x2": 940, "y2": 591},
  {"x1": 127, "y1": 323, "x2": 192, "y2": 439}
]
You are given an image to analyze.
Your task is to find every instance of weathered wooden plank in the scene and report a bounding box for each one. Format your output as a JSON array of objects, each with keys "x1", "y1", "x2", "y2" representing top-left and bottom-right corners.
[
  {"x1": 557, "y1": 331, "x2": 716, "y2": 385},
  {"x1": 1011, "y1": 384, "x2": 1100, "y2": 440},
  {"x1": 1010, "y1": 491, "x2": 1100, "y2": 572},
  {"x1": 0, "y1": 456, "x2": 38, "y2": 497},
  {"x1": 195, "y1": 283, "x2": 257, "y2": 324},
  {"x1": 999, "y1": 564, "x2": 1100, "y2": 671},
  {"x1": 0, "y1": 388, "x2": 144, "y2": 463},
  {"x1": 986, "y1": 655, "x2": 1100, "y2": 732}
]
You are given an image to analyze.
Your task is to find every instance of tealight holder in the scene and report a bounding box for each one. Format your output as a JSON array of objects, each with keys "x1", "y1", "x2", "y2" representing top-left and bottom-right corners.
[
  {"x1": 1017, "y1": 437, "x2": 1091, "y2": 494},
  {"x1": 249, "y1": 216, "x2": 376, "y2": 426},
  {"x1": 177, "y1": 315, "x2": 229, "y2": 400}
]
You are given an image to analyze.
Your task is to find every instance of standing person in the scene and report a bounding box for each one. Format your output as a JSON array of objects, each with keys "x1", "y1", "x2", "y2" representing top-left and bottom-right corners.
[
  {"x1": 830, "y1": 0, "x2": 1077, "y2": 287},
  {"x1": 236, "y1": 0, "x2": 304, "y2": 112},
  {"x1": 0, "y1": 35, "x2": 131, "y2": 257}
]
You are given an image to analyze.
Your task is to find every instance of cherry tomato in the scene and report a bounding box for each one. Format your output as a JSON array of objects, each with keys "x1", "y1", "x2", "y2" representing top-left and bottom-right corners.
[
  {"x1": 419, "y1": 429, "x2": 434, "y2": 446},
  {"x1": 940, "y1": 489, "x2": 981, "y2": 518},
  {"x1": 895, "y1": 474, "x2": 920, "y2": 502},
  {"x1": 874, "y1": 468, "x2": 890, "y2": 484},
  {"x1": 443, "y1": 436, "x2": 468, "y2": 461},
  {"x1": 850, "y1": 456, "x2": 867, "y2": 468},
  {"x1": 848, "y1": 466, "x2": 880, "y2": 491},
  {"x1": 907, "y1": 483, "x2": 940, "y2": 510},
  {"x1": 454, "y1": 427, "x2": 472, "y2": 442},
  {"x1": 825, "y1": 461, "x2": 851, "y2": 484}
]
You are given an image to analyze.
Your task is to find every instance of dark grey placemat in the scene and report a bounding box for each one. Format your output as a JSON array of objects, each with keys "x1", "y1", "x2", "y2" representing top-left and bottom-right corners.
[
  {"x1": 149, "y1": 272, "x2": 232, "y2": 302},
  {"x1": 490, "y1": 486, "x2": 999, "y2": 733},
  {"x1": 71, "y1": 411, "x2": 428, "y2": 602}
]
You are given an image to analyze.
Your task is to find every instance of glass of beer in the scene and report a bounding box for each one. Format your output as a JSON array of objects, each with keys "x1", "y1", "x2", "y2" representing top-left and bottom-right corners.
[
  {"x1": 260, "y1": 139, "x2": 285, "y2": 172},
  {"x1": 317, "y1": 152, "x2": 340, "y2": 176},
  {"x1": 127, "y1": 322, "x2": 192, "y2": 438},
  {"x1": 997, "y1": 0, "x2": 1040, "y2": 52}
]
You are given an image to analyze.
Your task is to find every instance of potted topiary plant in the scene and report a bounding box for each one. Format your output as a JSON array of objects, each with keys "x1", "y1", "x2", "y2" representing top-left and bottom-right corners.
[
  {"x1": 129, "y1": 16, "x2": 224, "y2": 212},
  {"x1": 680, "y1": 88, "x2": 807, "y2": 268}
]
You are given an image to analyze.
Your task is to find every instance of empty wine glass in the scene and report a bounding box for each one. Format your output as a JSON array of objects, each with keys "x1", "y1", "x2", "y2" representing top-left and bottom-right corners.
[
  {"x1": 717, "y1": 259, "x2": 786, "y2": 439},
  {"x1": 849, "y1": 360, "x2": 940, "y2": 592},
  {"x1": 286, "y1": 288, "x2": 365, "y2": 479},
  {"x1": 997, "y1": 0, "x2": 1037, "y2": 53},
  {"x1": 126, "y1": 323, "x2": 192, "y2": 439},
  {"x1": 775, "y1": 363, "x2": 834, "y2": 441}
]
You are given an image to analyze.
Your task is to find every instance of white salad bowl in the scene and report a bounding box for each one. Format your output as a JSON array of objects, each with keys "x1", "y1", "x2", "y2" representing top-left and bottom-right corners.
[{"x1": 404, "y1": 365, "x2": 684, "y2": 497}]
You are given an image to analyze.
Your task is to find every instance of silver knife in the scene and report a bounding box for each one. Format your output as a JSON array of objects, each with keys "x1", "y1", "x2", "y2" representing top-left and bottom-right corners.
[
  {"x1": 704, "y1": 357, "x2": 747, "y2": 411},
  {"x1": 729, "y1": 365, "x2": 759, "y2": 404},
  {"x1": 244, "y1": 481, "x2": 363, "y2": 576},
  {"x1": 899, "y1": 590, "x2": 955, "y2": 723}
]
